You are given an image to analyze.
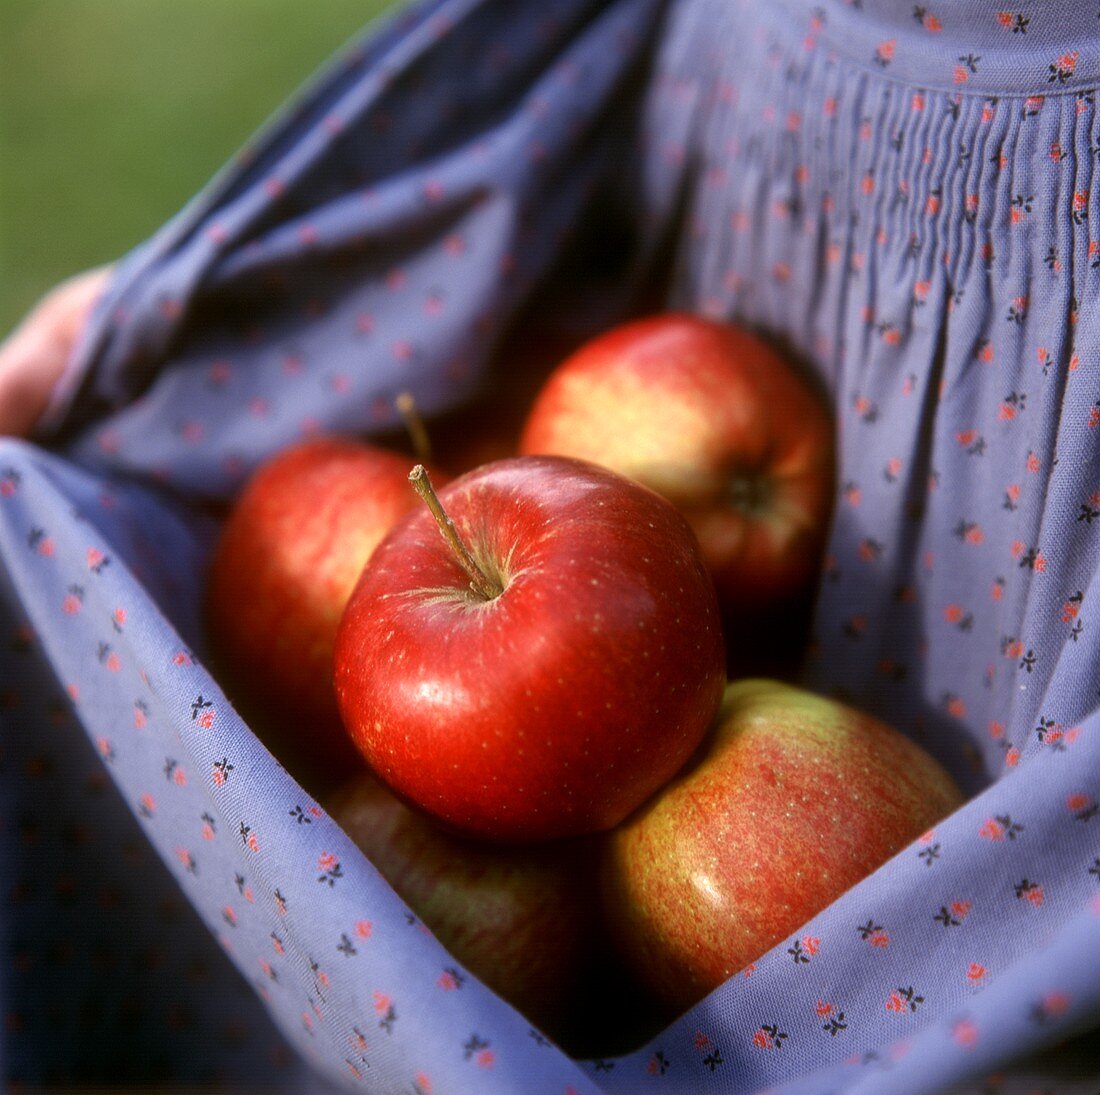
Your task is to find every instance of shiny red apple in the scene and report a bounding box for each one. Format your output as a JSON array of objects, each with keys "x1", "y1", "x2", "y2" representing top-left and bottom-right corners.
[
  {"x1": 326, "y1": 770, "x2": 601, "y2": 1044},
  {"x1": 518, "y1": 313, "x2": 835, "y2": 616},
  {"x1": 333, "y1": 455, "x2": 727, "y2": 843},
  {"x1": 205, "y1": 436, "x2": 443, "y2": 788},
  {"x1": 602, "y1": 679, "x2": 964, "y2": 1014}
]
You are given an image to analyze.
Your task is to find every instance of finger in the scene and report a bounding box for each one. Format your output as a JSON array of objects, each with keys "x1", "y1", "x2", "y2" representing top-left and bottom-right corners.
[{"x1": 0, "y1": 266, "x2": 111, "y2": 437}]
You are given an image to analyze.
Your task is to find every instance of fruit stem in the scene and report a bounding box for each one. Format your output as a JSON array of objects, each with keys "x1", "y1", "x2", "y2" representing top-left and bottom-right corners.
[
  {"x1": 395, "y1": 390, "x2": 432, "y2": 463},
  {"x1": 408, "y1": 465, "x2": 503, "y2": 601}
]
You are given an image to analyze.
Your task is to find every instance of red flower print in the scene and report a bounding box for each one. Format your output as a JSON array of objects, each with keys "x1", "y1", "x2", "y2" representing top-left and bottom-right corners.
[
  {"x1": 180, "y1": 421, "x2": 204, "y2": 444},
  {"x1": 979, "y1": 817, "x2": 1005, "y2": 840},
  {"x1": 245, "y1": 830, "x2": 260, "y2": 853},
  {"x1": 953, "y1": 1019, "x2": 978, "y2": 1047},
  {"x1": 966, "y1": 962, "x2": 986, "y2": 981},
  {"x1": 815, "y1": 1000, "x2": 833, "y2": 1018},
  {"x1": 1062, "y1": 597, "x2": 1082, "y2": 622},
  {"x1": 873, "y1": 38, "x2": 896, "y2": 66},
  {"x1": 1050, "y1": 52, "x2": 1079, "y2": 84},
  {"x1": 1066, "y1": 793, "x2": 1098, "y2": 820},
  {"x1": 752, "y1": 1025, "x2": 787, "y2": 1049},
  {"x1": 646, "y1": 1051, "x2": 671, "y2": 1075}
]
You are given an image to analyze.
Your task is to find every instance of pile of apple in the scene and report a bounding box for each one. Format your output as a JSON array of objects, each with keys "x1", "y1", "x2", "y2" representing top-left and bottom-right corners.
[{"x1": 205, "y1": 314, "x2": 962, "y2": 1052}]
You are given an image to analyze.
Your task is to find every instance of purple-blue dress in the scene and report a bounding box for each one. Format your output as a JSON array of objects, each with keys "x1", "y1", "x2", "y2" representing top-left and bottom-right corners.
[{"x1": 3, "y1": 0, "x2": 1100, "y2": 1090}]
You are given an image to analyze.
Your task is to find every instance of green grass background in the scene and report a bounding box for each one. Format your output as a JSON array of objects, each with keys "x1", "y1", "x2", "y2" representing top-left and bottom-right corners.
[{"x1": 1, "y1": 0, "x2": 397, "y2": 333}]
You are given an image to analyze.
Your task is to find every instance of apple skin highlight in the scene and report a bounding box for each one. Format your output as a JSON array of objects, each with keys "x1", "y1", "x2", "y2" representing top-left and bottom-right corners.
[
  {"x1": 334, "y1": 455, "x2": 727, "y2": 844},
  {"x1": 602, "y1": 679, "x2": 964, "y2": 1014}
]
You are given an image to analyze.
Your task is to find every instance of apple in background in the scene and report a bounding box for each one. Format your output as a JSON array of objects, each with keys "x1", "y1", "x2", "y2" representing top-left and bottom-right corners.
[
  {"x1": 205, "y1": 436, "x2": 445, "y2": 791},
  {"x1": 602, "y1": 679, "x2": 964, "y2": 1015},
  {"x1": 326, "y1": 771, "x2": 603, "y2": 1047},
  {"x1": 334, "y1": 455, "x2": 727, "y2": 844},
  {"x1": 518, "y1": 314, "x2": 835, "y2": 625}
]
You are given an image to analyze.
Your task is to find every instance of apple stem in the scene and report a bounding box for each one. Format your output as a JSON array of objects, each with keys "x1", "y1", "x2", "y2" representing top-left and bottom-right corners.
[
  {"x1": 408, "y1": 465, "x2": 503, "y2": 601},
  {"x1": 395, "y1": 390, "x2": 432, "y2": 463}
]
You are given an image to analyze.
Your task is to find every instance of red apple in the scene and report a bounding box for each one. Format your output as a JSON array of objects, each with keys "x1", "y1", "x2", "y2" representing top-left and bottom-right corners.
[
  {"x1": 205, "y1": 436, "x2": 444, "y2": 788},
  {"x1": 518, "y1": 314, "x2": 835, "y2": 616},
  {"x1": 602, "y1": 679, "x2": 964, "y2": 1014},
  {"x1": 326, "y1": 771, "x2": 601, "y2": 1043},
  {"x1": 333, "y1": 455, "x2": 727, "y2": 844}
]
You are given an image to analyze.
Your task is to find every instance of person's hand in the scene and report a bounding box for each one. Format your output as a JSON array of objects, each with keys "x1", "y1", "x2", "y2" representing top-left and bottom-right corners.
[{"x1": 0, "y1": 266, "x2": 112, "y2": 437}]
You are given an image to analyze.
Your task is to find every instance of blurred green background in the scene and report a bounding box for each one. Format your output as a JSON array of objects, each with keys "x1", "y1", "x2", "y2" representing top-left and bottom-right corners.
[{"x1": 0, "y1": 0, "x2": 397, "y2": 333}]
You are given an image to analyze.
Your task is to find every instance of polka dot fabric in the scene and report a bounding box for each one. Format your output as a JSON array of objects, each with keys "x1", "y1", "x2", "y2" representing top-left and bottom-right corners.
[{"x1": 6, "y1": 0, "x2": 1100, "y2": 1091}]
